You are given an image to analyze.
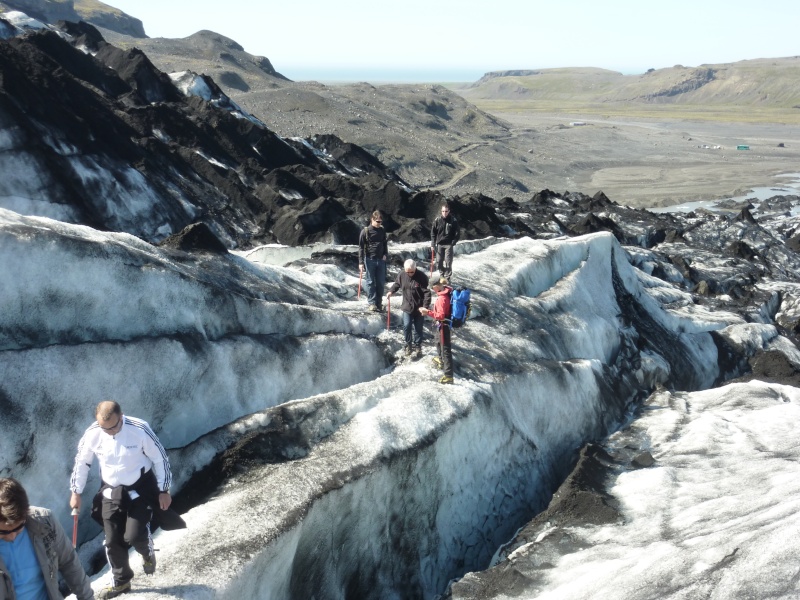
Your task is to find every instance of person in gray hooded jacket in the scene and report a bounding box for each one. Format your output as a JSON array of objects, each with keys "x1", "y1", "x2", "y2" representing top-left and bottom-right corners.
[{"x1": 0, "y1": 477, "x2": 93, "y2": 600}]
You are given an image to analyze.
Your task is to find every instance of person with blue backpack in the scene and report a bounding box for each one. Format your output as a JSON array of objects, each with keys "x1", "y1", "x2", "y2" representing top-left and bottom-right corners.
[{"x1": 421, "y1": 278, "x2": 454, "y2": 384}]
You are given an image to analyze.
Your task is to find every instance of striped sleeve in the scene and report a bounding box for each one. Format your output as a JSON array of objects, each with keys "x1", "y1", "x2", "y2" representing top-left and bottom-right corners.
[
  {"x1": 131, "y1": 418, "x2": 172, "y2": 492},
  {"x1": 69, "y1": 425, "x2": 98, "y2": 493}
]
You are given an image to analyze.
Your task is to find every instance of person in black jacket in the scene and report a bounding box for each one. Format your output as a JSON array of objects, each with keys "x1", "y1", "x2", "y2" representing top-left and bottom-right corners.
[
  {"x1": 430, "y1": 202, "x2": 460, "y2": 280},
  {"x1": 358, "y1": 211, "x2": 388, "y2": 312},
  {"x1": 387, "y1": 259, "x2": 431, "y2": 359}
]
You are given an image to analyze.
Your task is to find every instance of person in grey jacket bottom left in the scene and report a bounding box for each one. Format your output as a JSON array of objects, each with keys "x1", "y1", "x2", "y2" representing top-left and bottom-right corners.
[{"x1": 0, "y1": 477, "x2": 94, "y2": 600}]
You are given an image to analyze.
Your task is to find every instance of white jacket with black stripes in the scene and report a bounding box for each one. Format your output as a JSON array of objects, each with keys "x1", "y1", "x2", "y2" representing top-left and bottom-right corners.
[{"x1": 70, "y1": 415, "x2": 172, "y2": 494}]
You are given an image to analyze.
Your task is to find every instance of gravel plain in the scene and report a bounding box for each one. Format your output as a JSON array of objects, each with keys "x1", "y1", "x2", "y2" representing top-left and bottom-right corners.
[{"x1": 98, "y1": 28, "x2": 800, "y2": 210}]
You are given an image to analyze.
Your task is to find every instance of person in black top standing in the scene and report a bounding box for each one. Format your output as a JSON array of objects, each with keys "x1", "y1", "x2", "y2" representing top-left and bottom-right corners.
[
  {"x1": 387, "y1": 259, "x2": 431, "y2": 359},
  {"x1": 358, "y1": 211, "x2": 388, "y2": 312},
  {"x1": 430, "y1": 202, "x2": 460, "y2": 280}
]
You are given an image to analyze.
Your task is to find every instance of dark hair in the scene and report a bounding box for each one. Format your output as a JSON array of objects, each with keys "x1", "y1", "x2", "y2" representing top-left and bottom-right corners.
[
  {"x1": 441, "y1": 202, "x2": 451, "y2": 210},
  {"x1": 371, "y1": 210, "x2": 383, "y2": 221},
  {"x1": 0, "y1": 478, "x2": 30, "y2": 524}
]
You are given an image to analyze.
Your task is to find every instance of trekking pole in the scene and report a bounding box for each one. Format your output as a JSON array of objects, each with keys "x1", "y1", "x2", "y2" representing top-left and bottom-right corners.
[
  {"x1": 386, "y1": 296, "x2": 391, "y2": 331},
  {"x1": 357, "y1": 267, "x2": 363, "y2": 300},
  {"x1": 429, "y1": 247, "x2": 435, "y2": 280},
  {"x1": 71, "y1": 508, "x2": 79, "y2": 548}
]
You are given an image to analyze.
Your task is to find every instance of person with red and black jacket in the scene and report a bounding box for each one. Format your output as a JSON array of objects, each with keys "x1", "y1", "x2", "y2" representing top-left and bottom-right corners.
[
  {"x1": 387, "y1": 259, "x2": 431, "y2": 359},
  {"x1": 420, "y1": 278, "x2": 454, "y2": 384}
]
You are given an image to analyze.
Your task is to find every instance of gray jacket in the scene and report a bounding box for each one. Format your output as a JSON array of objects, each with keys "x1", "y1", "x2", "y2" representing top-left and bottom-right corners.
[{"x1": 0, "y1": 507, "x2": 93, "y2": 600}]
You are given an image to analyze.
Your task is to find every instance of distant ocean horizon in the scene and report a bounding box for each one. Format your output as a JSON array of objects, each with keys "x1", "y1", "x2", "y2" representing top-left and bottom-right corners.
[{"x1": 279, "y1": 66, "x2": 488, "y2": 84}]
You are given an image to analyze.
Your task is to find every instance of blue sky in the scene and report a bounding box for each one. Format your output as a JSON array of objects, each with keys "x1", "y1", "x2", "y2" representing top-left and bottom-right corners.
[{"x1": 105, "y1": 0, "x2": 800, "y2": 81}]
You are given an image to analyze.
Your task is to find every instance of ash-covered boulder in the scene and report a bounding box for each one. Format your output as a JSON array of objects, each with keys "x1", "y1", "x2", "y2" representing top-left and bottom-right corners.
[
  {"x1": 158, "y1": 222, "x2": 229, "y2": 254},
  {"x1": 729, "y1": 349, "x2": 800, "y2": 386},
  {"x1": 309, "y1": 134, "x2": 401, "y2": 180},
  {"x1": 569, "y1": 212, "x2": 622, "y2": 237},
  {"x1": 271, "y1": 196, "x2": 351, "y2": 245},
  {"x1": 94, "y1": 44, "x2": 184, "y2": 104}
]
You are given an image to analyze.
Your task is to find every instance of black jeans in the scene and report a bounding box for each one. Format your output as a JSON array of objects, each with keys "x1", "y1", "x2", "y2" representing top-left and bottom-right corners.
[
  {"x1": 436, "y1": 323, "x2": 453, "y2": 377},
  {"x1": 101, "y1": 493, "x2": 154, "y2": 585}
]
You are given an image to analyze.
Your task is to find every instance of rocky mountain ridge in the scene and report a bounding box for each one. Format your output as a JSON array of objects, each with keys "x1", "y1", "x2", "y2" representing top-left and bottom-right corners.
[
  {"x1": 459, "y1": 57, "x2": 800, "y2": 107},
  {"x1": 92, "y1": 19, "x2": 800, "y2": 207},
  {"x1": 0, "y1": 19, "x2": 472, "y2": 248},
  {"x1": 0, "y1": 0, "x2": 145, "y2": 36}
]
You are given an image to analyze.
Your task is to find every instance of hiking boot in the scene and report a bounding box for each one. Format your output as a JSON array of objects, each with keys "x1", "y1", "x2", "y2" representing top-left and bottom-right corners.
[
  {"x1": 404, "y1": 345, "x2": 412, "y2": 356},
  {"x1": 439, "y1": 375, "x2": 454, "y2": 384},
  {"x1": 432, "y1": 356, "x2": 443, "y2": 369},
  {"x1": 368, "y1": 304, "x2": 379, "y2": 313},
  {"x1": 97, "y1": 581, "x2": 131, "y2": 599},
  {"x1": 142, "y1": 551, "x2": 156, "y2": 575},
  {"x1": 414, "y1": 346, "x2": 423, "y2": 360}
]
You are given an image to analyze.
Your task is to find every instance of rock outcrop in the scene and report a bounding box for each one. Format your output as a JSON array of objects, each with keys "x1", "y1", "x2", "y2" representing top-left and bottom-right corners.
[{"x1": 0, "y1": 0, "x2": 146, "y2": 36}]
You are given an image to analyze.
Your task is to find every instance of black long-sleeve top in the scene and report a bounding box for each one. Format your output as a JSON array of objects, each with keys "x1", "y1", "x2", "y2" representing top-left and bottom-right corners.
[{"x1": 358, "y1": 225, "x2": 388, "y2": 265}]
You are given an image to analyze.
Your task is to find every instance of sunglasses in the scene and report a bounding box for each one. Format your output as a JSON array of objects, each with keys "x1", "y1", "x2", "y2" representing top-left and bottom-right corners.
[
  {"x1": 0, "y1": 521, "x2": 25, "y2": 535},
  {"x1": 374, "y1": 220, "x2": 382, "y2": 224},
  {"x1": 100, "y1": 417, "x2": 122, "y2": 431}
]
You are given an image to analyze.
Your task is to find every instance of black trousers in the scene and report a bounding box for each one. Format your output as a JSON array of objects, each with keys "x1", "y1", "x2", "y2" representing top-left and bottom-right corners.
[
  {"x1": 436, "y1": 323, "x2": 453, "y2": 377},
  {"x1": 102, "y1": 494, "x2": 153, "y2": 585}
]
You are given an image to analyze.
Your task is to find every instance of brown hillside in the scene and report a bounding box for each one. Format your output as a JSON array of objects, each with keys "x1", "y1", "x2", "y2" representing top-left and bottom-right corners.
[{"x1": 456, "y1": 57, "x2": 800, "y2": 110}]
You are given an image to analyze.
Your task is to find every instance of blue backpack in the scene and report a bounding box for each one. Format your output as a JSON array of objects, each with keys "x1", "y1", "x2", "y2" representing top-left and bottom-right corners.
[{"x1": 450, "y1": 287, "x2": 471, "y2": 328}]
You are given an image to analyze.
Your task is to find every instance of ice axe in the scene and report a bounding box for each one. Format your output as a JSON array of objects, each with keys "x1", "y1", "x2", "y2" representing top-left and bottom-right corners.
[{"x1": 71, "y1": 508, "x2": 79, "y2": 548}]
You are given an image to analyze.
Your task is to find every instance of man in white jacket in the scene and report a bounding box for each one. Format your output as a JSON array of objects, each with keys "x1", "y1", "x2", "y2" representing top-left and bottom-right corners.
[{"x1": 70, "y1": 401, "x2": 174, "y2": 599}]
